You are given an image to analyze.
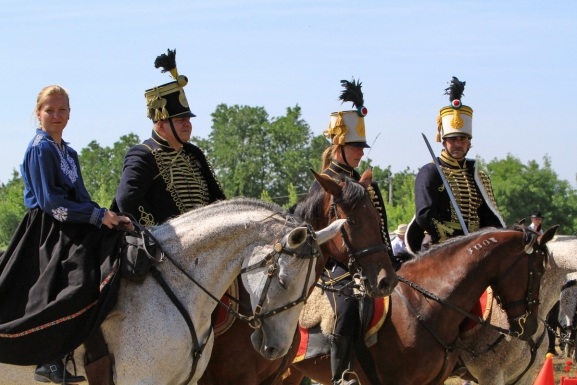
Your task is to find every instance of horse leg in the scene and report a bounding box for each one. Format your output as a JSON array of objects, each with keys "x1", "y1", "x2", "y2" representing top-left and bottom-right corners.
[{"x1": 546, "y1": 301, "x2": 561, "y2": 355}]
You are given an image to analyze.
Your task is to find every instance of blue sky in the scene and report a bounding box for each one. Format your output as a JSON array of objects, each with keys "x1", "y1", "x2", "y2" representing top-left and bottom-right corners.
[{"x1": 2, "y1": 0, "x2": 576, "y2": 191}]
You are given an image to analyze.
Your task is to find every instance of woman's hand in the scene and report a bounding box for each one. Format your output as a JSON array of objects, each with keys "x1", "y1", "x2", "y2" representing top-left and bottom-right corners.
[{"x1": 102, "y1": 210, "x2": 135, "y2": 232}]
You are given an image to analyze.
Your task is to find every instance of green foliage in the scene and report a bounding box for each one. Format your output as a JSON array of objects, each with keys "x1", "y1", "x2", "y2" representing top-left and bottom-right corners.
[
  {"x1": 260, "y1": 189, "x2": 273, "y2": 203},
  {"x1": 198, "y1": 104, "x2": 322, "y2": 205},
  {"x1": 0, "y1": 171, "x2": 27, "y2": 248},
  {"x1": 384, "y1": 167, "x2": 417, "y2": 230},
  {"x1": 486, "y1": 154, "x2": 577, "y2": 233},
  {"x1": 359, "y1": 159, "x2": 417, "y2": 231},
  {"x1": 282, "y1": 183, "x2": 299, "y2": 209},
  {"x1": 79, "y1": 133, "x2": 140, "y2": 208}
]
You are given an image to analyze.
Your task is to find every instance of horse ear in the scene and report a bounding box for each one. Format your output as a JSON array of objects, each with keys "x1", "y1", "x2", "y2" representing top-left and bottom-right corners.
[
  {"x1": 538, "y1": 225, "x2": 560, "y2": 246},
  {"x1": 359, "y1": 168, "x2": 373, "y2": 187},
  {"x1": 311, "y1": 169, "x2": 342, "y2": 197},
  {"x1": 518, "y1": 218, "x2": 526, "y2": 227}
]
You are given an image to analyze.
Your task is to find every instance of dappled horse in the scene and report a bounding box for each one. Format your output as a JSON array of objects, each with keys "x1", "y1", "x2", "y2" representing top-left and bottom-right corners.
[
  {"x1": 199, "y1": 169, "x2": 398, "y2": 385},
  {"x1": 459, "y1": 232, "x2": 577, "y2": 385},
  {"x1": 0, "y1": 198, "x2": 346, "y2": 385},
  {"x1": 285, "y1": 226, "x2": 555, "y2": 385}
]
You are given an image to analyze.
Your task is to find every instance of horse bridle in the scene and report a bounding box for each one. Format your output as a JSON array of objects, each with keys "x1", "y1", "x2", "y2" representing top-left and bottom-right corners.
[
  {"x1": 132, "y1": 221, "x2": 319, "y2": 385},
  {"x1": 238, "y1": 223, "x2": 320, "y2": 329},
  {"x1": 492, "y1": 235, "x2": 547, "y2": 338},
  {"x1": 328, "y1": 196, "x2": 388, "y2": 293}
]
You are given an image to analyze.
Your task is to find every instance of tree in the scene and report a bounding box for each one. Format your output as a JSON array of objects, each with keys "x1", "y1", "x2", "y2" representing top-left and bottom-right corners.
[
  {"x1": 79, "y1": 133, "x2": 140, "y2": 208},
  {"x1": 359, "y1": 160, "x2": 417, "y2": 231},
  {"x1": 486, "y1": 154, "x2": 577, "y2": 233},
  {"x1": 198, "y1": 104, "x2": 324, "y2": 205},
  {"x1": 0, "y1": 171, "x2": 27, "y2": 248}
]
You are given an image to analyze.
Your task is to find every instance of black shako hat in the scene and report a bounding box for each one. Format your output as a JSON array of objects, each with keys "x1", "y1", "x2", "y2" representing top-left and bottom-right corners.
[
  {"x1": 144, "y1": 48, "x2": 196, "y2": 122},
  {"x1": 530, "y1": 210, "x2": 545, "y2": 218}
]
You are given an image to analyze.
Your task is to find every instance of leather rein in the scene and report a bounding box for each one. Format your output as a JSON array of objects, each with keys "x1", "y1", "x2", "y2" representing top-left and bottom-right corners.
[{"x1": 394, "y1": 233, "x2": 547, "y2": 385}]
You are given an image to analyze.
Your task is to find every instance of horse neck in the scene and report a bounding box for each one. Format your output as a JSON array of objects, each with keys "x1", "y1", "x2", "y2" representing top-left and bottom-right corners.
[
  {"x1": 540, "y1": 241, "x2": 577, "y2": 317},
  {"x1": 401, "y1": 231, "x2": 522, "y2": 310},
  {"x1": 151, "y1": 207, "x2": 289, "y2": 320}
]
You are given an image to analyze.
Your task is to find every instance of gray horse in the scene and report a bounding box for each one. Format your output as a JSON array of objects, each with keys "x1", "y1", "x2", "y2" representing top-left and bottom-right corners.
[{"x1": 0, "y1": 198, "x2": 345, "y2": 385}]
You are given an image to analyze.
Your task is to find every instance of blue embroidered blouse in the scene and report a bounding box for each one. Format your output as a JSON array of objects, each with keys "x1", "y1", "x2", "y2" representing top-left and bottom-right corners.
[{"x1": 21, "y1": 129, "x2": 106, "y2": 227}]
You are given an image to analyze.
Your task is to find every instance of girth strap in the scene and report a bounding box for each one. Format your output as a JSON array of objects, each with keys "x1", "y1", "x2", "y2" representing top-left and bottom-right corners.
[{"x1": 151, "y1": 266, "x2": 211, "y2": 385}]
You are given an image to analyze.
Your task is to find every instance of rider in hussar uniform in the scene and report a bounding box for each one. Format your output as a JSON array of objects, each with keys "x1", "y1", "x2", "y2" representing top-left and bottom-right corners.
[
  {"x1": 113, "y1": 49, "x2": 225, "y2": 225},
  {"x1": 406, "y1": 77, "x2": 505, "y2": 252},
  {"x1": 311, "y1": 79, "x2": 393, "y2": 385}
]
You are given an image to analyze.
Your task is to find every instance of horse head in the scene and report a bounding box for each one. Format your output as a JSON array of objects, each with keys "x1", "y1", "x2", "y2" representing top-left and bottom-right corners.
[
  {"x1": 294, "y1": 169, "x2": 397, "y2": 298},
  {"x1": 491, "y1": 225, "x2": 558, "y2": 340},
  {"x1": 241, "y1": 219, "x2": 345, "y2": 359}
]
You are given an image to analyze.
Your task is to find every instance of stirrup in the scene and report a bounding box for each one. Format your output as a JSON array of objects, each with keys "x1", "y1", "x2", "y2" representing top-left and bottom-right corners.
[{"x1": 339, "y1": 369, "x2": 360, "y2": 385}]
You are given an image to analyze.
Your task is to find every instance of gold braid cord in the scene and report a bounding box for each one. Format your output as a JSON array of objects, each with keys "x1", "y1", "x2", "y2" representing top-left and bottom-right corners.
[
  {"x1": 152, "y1": 148, "x2": 210, "y2": 214},
  {"x1": 138, "y1": 206, "x2": 156, "y2": 226},
  {"x1": 367, "y1": 185, "x2": 391, "y2": 251},
  {"x1": 440, "y1": 165, "x2": 482, "y2": 233}
]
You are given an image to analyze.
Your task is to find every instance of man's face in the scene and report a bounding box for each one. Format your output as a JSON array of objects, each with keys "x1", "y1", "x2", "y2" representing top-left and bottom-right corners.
[
  {"x1": 443, "y1": 136, "x2": 471, "y2": 160},
  {"x1": 531, "y1": 217, "x2": 542, "y2": 226},
  {"x1": 158, "y1": 117, "x2": 193, "y2": 143}
]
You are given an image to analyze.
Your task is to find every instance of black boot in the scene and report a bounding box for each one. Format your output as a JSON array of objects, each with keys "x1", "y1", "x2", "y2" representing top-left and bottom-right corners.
[
  {"x1": 34, "y1": 360, "x2": 86, "y2": 384},
  {"x1": 330, "y1": 334, "x2": 358, "y2": 385}
]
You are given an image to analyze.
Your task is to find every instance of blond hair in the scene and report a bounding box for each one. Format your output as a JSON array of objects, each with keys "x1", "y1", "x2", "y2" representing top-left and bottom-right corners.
[
  {"x1": 36, "y1": 85, "x2": 70, "y2": 114},
  {"x1": 320, "y1": 145, "x2": 339, "y2": 172}
]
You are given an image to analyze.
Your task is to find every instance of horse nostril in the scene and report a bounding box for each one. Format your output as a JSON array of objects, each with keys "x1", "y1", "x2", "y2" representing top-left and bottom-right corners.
[{"x1": 264, "y1": 345, "x2": 277, "y2": 357}]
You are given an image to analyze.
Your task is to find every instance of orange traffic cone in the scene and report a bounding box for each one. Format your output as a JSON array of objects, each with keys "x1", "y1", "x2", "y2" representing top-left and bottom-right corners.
[{"x1": 533, "y1": 353, "x2": 555, "y2": 385}]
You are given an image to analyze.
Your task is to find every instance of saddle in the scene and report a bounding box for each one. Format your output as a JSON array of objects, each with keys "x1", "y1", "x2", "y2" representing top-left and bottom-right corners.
[{"x1": 294, "y1": 285, "x2": 389, "y2": 363}]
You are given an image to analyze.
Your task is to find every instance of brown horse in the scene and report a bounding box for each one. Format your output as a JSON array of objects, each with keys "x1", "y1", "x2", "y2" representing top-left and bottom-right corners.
[
  {"x1": 284, "y1": 226, "x2": 557, "y2": 385},
  {"x1": 198, "y1": 169, "x2": 398, "y2": 385}
]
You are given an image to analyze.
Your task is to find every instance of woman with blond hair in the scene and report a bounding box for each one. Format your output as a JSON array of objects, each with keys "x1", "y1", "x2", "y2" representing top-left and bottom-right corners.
[{"x1": 0, "y1": 85, "x2": 132, "y2": 383}]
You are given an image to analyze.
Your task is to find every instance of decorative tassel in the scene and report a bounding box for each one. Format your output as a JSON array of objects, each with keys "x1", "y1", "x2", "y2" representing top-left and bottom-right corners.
[
  {"x1": 160, "y1": 106, "x2": 169, "y2": 120},
  {"x1": 154, "y1": 108, "x2": 162, "y2": 122},
  {"x1": 436, "y1": 116, "x2": 442, "y2": 142}
]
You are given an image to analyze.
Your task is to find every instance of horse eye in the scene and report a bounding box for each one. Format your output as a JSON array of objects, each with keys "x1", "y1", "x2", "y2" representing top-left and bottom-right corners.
[
  {"x1": 278, "y1": 277, "x2": 288, "y2": 290},
  {"x1": 347, "y1": 217, "x2": 356, "y2": 225}
]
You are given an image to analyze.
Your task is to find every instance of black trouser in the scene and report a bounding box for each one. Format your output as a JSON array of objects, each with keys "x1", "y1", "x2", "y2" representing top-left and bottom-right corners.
[{"x1": 322, "y1": 258, "x2": 361, "y2": 337}]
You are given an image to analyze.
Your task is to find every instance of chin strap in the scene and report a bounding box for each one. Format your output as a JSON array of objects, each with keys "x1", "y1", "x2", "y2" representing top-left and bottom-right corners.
[
  {"x1": 340, "y1": 146, "x2": 352, "y2": 167},
  {"x1": 168, "y1": 118, "x2": 187, "y2": 146}
]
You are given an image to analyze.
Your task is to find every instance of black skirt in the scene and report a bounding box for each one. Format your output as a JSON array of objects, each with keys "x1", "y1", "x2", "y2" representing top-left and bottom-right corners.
[{"x1": 0, "y1": 208, "x2": 123, "y2": 365}]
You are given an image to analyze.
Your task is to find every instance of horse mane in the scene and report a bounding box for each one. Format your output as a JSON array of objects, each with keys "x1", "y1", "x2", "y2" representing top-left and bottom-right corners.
[
  {"x1": 163, "y1": 197, "x2": 302, "y2": 228},
  {"x1": 410, "y1": 225, "x2": 537, "y2": 260},
  {"x1": 293, "y1": 175, "x2": 366, "y2": 228}
]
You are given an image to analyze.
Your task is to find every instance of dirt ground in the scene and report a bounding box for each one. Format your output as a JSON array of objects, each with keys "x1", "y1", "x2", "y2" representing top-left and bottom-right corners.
[{"x1": 443, "y1": 355, "x2": 577, "y2": 385}]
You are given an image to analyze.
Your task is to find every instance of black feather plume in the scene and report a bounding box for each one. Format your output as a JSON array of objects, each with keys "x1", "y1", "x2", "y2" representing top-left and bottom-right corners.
[
  {"x1": 154, "y1": 49, "x2": 177, "y2": 73},
  {"x1": 339, "y1": 78, "x2": 364, "y2": 108},
  {"x1": 444, "y1": 76, "x2": 466, "y2": 101}
]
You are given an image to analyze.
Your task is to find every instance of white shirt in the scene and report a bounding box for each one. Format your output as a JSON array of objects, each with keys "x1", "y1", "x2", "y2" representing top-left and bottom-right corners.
[
  {"x1": 529, "y1": 222, "x2": 544, "y2": 235},
  {"x1": 391, "y1": 236, "x2": 406, "y2": 256}
]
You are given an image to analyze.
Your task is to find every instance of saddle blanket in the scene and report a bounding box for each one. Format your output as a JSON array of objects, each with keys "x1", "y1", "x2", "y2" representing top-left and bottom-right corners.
[
  {"x1": 213, "y1": 278, "x2": 240, "y2": 336},
  {"x1": 460, "y1": 287, "x2": 493, "y2": 337},
  {"x1": 294, "y1": 296, "x2": 389, "y2": 363}
]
